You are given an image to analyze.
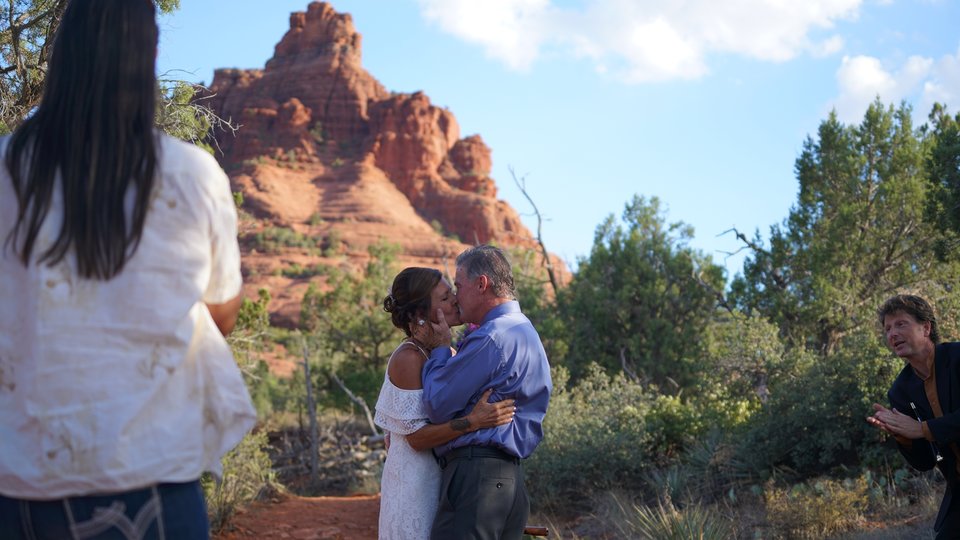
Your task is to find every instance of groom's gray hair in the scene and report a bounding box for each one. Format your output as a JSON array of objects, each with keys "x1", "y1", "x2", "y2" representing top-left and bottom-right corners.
[{"x1": 456, "y1": 244, "x2": 516, "y2": 300}]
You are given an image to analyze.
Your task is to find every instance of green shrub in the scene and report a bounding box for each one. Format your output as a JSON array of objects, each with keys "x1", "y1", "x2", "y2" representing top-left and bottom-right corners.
[
  {"x1": 321, "y1": 229, "x2": 344, "y2": 257},
  {"x1": 738, "y1": 334, "x2": 900, "y2": 477},
  {"x1": 527, "y1": 364, "x2": 709, "y2": 511},
  {"x1": 764, "y1": 477, "x2": 868, "y2": 538},
  {"x1": 202, "y1": 429, "x2": 275, "y2": 532},
  {"x1": 250, "y1": 227, "x2": 319, "y2": 254},
  {"x1": 309, "y1": 121, "x2": 326, "y2": 144},
  {"x1": 281, "y1": 262, "x2": 327, "y2": 279},
  {"x1": 317, "y1": 363, "x2": 384, "y2": 413}
]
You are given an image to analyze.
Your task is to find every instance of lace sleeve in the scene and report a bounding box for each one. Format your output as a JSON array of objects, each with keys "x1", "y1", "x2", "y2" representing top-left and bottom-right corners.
[{"x1": 374, "y1": 384, "x2": 430, "y2": 435}]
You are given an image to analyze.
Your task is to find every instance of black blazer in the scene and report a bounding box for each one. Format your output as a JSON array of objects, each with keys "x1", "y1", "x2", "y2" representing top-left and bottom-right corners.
[{"x1": 888, "y1": 342, "x2": 960, "y2": 531}]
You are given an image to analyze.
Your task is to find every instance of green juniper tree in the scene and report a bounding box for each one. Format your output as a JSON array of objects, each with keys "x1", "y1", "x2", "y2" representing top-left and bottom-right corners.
[
  {"x1": 560, "y1": 195, "x2": 725, "y2": 391},
  {"x1": 1, "y1": 0, "x2": 224, "y2": 147},
  {"x1": 730, "y1": 100, "x2": 959, "y2": 355},
  {"x1": 924, "y1": 103, "x2": 960, "y2": 258},
  {"x1": 300, "y1": 242, "x2": 404, "y2": 408}
]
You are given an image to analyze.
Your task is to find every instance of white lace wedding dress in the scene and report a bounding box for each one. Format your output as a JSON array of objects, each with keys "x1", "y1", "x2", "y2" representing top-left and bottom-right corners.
[{"x1": 374, "y1": 342, "x2": 441, "y2": 540}]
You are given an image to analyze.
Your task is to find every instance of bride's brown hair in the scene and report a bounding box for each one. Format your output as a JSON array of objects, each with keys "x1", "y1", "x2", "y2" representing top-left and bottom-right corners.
[{"x1": 383, "y1": 267, "x2": 442, "y2": 336}]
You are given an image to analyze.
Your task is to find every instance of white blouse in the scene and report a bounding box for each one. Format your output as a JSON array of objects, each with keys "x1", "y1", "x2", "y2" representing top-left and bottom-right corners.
[{"x1": 0, "y1": 134, "x2": 256, "y2": 499}]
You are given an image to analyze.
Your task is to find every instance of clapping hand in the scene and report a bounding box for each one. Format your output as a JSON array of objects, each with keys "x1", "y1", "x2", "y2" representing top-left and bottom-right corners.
[{"x1": 867, "y1": 403, "x2": 923, "y2": 439}]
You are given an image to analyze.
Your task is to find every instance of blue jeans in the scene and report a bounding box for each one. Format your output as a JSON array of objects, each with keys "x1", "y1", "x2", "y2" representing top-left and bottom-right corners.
[{"x1": 0, "y1": 480, "x2": 209, "y2": 540}]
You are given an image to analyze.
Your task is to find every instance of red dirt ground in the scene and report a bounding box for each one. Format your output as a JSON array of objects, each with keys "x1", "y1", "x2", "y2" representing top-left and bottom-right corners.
[{"x1": 215, "y1": 493, "x2": 380, "y2": 540}]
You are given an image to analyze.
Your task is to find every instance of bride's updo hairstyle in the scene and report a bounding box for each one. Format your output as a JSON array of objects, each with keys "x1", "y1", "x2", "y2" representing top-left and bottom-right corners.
[{"x1": 383, "y1": 267, "x2": 442, "y2": 336}]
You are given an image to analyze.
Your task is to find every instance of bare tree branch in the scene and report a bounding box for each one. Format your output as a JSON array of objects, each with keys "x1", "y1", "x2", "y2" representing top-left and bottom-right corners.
[
  {"x1": 328, "y1": 369, "x2": 379, "y2": 437},
  {"x1": 722, "y1": 227, "x2": 769, "y2": 256},
  {"x1": 509, "y1": 166, "x2": 559, "y2": 296}
]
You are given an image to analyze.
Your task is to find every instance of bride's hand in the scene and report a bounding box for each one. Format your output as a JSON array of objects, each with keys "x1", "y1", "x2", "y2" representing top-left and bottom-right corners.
[{"x1": 465, "y1": 388, "x2": 516, "y2": 431}]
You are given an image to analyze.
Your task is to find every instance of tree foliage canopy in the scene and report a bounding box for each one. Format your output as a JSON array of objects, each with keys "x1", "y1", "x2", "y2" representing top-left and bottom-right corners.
[
  {"x1": 1, "y1": 0, "x2": 181, "y2": 133},
  {"x1": 731, "y1": 100, "x2": 960, "y2": 355},
  {"x1": 560, "y1": 195, "x2": 726, "y2": 390}
]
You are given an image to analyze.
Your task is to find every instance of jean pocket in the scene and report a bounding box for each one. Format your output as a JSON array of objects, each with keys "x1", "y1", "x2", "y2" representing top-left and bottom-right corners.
[{"x1": 65, "y1": 488, "x2": 161, "y2": 540}]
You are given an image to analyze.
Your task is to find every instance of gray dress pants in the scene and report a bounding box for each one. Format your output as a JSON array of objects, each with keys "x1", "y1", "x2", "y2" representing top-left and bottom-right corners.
[{"x1": 431, "y1": 447, "x2": 529, "y2": 540}]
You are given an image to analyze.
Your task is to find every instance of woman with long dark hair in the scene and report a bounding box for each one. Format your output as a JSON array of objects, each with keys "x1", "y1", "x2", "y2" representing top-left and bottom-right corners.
[{"x1": 0, "y1": 1, "x2": 255, "y2": 538}]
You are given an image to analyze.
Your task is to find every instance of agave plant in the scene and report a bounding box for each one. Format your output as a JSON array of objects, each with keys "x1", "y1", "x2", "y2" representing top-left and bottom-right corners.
[{"x1": 624, "y1": 498, "x2": 733, "y2": 540}]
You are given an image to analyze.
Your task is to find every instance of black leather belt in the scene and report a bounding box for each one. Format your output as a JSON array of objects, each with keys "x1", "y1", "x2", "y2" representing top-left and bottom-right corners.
[{"x1": 437, "y1": 445, "x2": 520, "y2": 469}]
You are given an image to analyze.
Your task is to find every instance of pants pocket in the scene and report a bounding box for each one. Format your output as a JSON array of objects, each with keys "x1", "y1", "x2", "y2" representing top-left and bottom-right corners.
[{"x1": 65, "y1": 488, "x2": 162, "y2": 540}]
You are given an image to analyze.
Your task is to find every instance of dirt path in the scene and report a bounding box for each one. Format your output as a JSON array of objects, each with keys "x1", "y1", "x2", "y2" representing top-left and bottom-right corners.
[
  {"x1": 215, "y1": 493, "x2": 380, "y2": 540},
  {"x1": 212, "y1": 492, "x2": 936, "y2": 539}
]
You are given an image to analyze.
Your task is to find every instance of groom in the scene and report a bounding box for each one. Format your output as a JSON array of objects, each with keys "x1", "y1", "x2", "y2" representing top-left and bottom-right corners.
[{"x1": 415, "y1": 244, "x2": 552, "y2": 540}]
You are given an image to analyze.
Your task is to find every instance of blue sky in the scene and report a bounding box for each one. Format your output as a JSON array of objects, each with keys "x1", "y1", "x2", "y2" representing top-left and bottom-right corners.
[{"x1": 157, "y1": 0, "x2": 960, "y2": 280}]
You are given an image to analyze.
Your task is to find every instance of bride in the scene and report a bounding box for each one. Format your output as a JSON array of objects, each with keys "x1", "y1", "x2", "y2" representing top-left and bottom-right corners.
[{"x1": 375, "y1": 267, "x2": 515, "y2": 540}]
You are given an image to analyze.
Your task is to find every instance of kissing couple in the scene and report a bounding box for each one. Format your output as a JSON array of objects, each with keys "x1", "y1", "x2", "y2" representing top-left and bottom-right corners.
[{"x1": 374, "y1": 245, "x2": 552, "y2": 539}]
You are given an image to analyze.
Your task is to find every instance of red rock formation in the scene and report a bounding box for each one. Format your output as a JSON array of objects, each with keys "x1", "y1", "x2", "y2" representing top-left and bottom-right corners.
[
  {"x1": 447, "y1": 135, "x2": 497, "y2": 198},
  {"x1": 204, "y1": 2, "x2": 563, "y2": 325},
  {"x1": 207, "y1": 2, "x2": 388, "y2": 163}
]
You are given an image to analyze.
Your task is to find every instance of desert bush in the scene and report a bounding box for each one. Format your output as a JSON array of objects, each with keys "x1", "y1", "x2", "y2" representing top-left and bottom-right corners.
[
  {"x1": 860, "y1": 465, "x2": 942, "y2": 528},
  {"x1": 300, "y1": 242, "x2": 401, "y2": 374},
  {"x1": 245, "y1": 359, "x2": 302, "y2": 419},
  {"x1": 644, "y1": 430, "x2": 754, "y2": 505},
  {"x1": 527, "y1": 364, "x2": 710, "y2": 511},
  {"x1": 281, "y1": 262, "x2": 327, "y2": 279},
  {"x1": 736, "y1": 333, "x2": 900, "y2": 478},
  {"x1": 526, "y1": 365, "x2": 649, "y2": 510},
  {"x1": 251, "y1": 227, "x2": 319, "y2": 254},
  {"x1": 696, "y1": 311, "x2": 786, "y2": 431},
  {"x1": 316, "y1": 360, "x2": 384, "y2": 413},
  {"x1": 321, "y1": 228, "x2": 345, "y2": 257},
  {"x1": 764, "y1": 476, "x2": 868, "y2": 538},
  {"x1": 203, "y1": 429, "x2": 275, "y2": 532}
]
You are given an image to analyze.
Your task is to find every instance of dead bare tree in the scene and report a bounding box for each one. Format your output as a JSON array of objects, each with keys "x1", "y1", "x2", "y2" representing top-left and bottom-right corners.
[
  {"x1": 300, "y1": 339, "x2": 319, "y2": 485},
  {"x1": 509, "y1": 166, "x2": 559, "y2": 296}
]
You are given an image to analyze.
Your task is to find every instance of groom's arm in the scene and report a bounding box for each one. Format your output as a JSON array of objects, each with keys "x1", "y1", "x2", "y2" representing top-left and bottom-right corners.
[{"x1": 422, "y1": 333, "x2": 499, "y2": 424}]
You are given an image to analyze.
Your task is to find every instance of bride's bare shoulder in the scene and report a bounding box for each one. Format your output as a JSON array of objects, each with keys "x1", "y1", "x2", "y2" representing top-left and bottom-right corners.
[{"x1": 387, "y1": 343, "x2": 426, "y2": 390}]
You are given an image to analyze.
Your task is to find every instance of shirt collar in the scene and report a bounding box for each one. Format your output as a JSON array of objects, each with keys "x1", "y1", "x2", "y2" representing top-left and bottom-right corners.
[{"x1": 481, "y1": 300, "x2": 520, "y2": 325}]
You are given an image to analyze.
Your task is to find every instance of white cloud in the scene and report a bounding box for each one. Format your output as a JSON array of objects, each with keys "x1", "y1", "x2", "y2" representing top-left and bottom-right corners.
[
  {"x1": 918, "y1": 46, "x2": 960, "y2": 115},
  {"x1": 830, "y1": 50, "x2": 960, "y2": 123},
  {"x1": 416, "y1": 0, "x2": 551, "y2": 71},
  {"x1": 416, "y1": 0, "x2": 862, "y2": 82},
  {"x1": 812, "y1": 35, "x2": 845, "y2": 57}
]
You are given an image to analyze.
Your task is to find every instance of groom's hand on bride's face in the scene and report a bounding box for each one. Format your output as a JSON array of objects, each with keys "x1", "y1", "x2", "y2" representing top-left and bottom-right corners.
[
  {"x1": 414, "y1": 308, "x2": 453, "y2": 350},
  {"x1": 429, "y1": 308, "x2": 453, "y2": 348}
]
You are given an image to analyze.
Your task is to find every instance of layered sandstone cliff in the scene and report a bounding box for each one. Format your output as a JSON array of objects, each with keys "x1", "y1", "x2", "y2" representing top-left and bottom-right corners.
[{"x1": 205, "y1": 2, "x2": 558, "y2": 325}]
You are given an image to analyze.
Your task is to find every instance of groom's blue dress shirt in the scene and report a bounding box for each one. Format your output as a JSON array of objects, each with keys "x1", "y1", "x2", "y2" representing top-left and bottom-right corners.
[{"x1": 422, "y1": 301, "x2": 552, "y2": 459}]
